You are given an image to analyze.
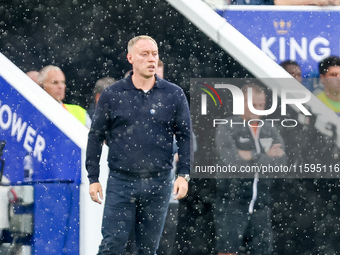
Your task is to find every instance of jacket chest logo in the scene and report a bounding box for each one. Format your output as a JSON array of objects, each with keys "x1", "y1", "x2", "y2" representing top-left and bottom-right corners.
[{"x1": 239, "y1": 137, "x2": 251, "y2": 143}]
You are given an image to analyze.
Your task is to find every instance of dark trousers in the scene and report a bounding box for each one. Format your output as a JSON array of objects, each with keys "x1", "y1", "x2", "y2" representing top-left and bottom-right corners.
[
  {"x1": 214, "y1": 199, "x2": 273, "y2": 255},
  {"x1": 98, "y1": 171, "x2": 172, "y2": 255}
]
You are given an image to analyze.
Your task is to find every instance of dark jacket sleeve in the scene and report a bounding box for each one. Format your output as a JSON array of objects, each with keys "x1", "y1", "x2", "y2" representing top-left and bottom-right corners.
[
  {"x1": 174, "y1": 89, "x2": 192, "y2": 175},
  {"x1": 256, "y1": 126, "x2": 287, "y2": 168},
  {"x1": 215, "y1": 124, "x2": 250, "y2": 167},
  {"x1": 85, "y1": 89, "x2": 112, "y2": 184}
]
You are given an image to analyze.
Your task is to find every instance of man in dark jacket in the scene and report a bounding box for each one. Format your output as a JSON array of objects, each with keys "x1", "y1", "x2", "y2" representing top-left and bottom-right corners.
[
  {"x1": 86, "y1": 35, "x2": 191, "y2": 255},
  {"x1": 214, "y1": 83, "x2": 286, "y2": 255}
]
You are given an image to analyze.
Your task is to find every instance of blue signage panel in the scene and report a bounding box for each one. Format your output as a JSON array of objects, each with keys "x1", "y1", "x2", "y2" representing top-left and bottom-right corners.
[
  {"x1": 0, "y1": 77, "x2": 81, "y2": 184},
  {"x1": 219, "y1": 9, "x2": 340, "y2": 78}
]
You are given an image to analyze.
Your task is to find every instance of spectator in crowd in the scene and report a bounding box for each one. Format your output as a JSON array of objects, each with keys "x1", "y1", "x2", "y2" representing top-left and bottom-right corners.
[
  {"x1": 280, "y1": 60, "x2": 321, "y2": 92},
  {"x1": 229, "y1": 0, "x2": 274, "y2": 4},
  {"x1": 86, "y1": 35, "x2": 191, "y2": 255},
  {"x1": 279, "y1": 60, "x2": 316, "y2": 91},
  {"x1": 26, "y1": 71, "x2": 39, "y2": 85},
  {"x1": 275, "y1": 0, "x2": 340, "y2": 5},
  {"x1": 280, "y1": 60, "x2": 302, "y2": 83},
  {"x1": 124, "y1": 69, "x2": 132, "y2": 78},
  {"x1": 156, "y1": 59, "x2": 164, "y2": 78},
  {"x1": 214, "y1": 83, "x2": 286, "y2": 255},
  {"x1": 315, "y1": 55, "x2": 340, "y2": 115},
  {"x1": 38, "y1": 65, "x2": 91, "y2": 128},
  {"x1": 87, "y1": 77, "x2": 116, "y2": 119}
]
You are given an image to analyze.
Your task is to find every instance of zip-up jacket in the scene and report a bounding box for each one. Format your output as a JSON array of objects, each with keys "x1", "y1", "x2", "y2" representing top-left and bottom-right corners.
[{"x1": 215, "y1": 115, "x2": 287, "y2": 210}]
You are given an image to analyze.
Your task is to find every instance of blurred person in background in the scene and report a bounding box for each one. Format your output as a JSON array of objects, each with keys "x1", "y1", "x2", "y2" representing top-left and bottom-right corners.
[
  {"x1": 280, "y1": 60, "x2": 302, "y2": 83},
  {"x1": 156, "y1": 59, "x2": 164, "y2": 78},
  {"x1": 87, "y1": 77, "x2": 117, "y2": 119},
  {"x1": 275, "y1": 0, "x2": 340, "y2": 5},
  {"x1": 86, "y1": 35, "x2": 191, "y2": 255},
  {"x1": 38, "y1": 65, "x2": 91, "y2": 128},
  {"x1": 26, "y1": 70, "x2": 39, "y2": 85},
  {"x1": 279, "y1": 60, "x2": 316, "y2": 91},
  {"x1": 316, "y1": 55, "x2": 340, "y2": 115},
  {"x1": 219, "y1": 0, "x2": 274, "y2": 4},
  {"x1": 124, "y1": 69, "x2": 133, "y2": 78},
  {"x1": 214, "y1": 83, "x2": 286, "y2": 255}
]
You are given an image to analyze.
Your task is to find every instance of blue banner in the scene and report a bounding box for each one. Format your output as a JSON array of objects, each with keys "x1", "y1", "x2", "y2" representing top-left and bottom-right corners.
[
  {"x1": 218, "y1": 9, "x2": 340, "y2": 78},
  {"x1": 0, "y1": 77, "x2": 81, "y2": 184}
]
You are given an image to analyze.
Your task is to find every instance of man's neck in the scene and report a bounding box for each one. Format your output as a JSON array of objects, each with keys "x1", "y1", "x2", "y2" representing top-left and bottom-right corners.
[
  {"x1": 131, "y1": 73, "x2": 155, "y2": 91},
  {"x1": 324, "y1": 88, "x2": 340, "y2": 102}
]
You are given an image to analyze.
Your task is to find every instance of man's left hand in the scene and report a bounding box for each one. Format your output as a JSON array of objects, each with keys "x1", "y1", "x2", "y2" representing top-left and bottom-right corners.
[
  {"x1": 266, "y1": 143, "x2": 285, "y2": 158},
  {"x1": 173, "y1": 177, "x2": 188, "y2": 200}
]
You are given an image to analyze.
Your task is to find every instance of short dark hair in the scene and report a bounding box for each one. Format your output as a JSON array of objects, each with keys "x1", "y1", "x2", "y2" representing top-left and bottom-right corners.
[
  {"x1": 280, "y1": 60, "x2": 300, "y2": 71},
  {"x1": 319, "y1": 56, "x2": 340, "y2": 75}
]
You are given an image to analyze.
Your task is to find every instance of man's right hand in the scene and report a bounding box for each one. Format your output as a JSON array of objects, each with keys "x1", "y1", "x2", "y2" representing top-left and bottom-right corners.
[
  {"x1": 238, "y1": 150, "x2": 253, "y2": 161},
  {"x1": 89, "y1": 182, "x2": 103, "y2": 204}
]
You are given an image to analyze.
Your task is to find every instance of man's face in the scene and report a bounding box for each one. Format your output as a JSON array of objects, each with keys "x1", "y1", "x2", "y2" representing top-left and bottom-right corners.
[
  {"x1": 320, "y1": 66, "x2": 340, "y2": 94},
  {"x1": 127, "y1": 39, "x2": 159, "y2": 79},
  {"x1": 285, "y1": 64, "x2": 302, "y2": 83},
  {"x1": 243, "y1": 91, "x2": 266, "y2": 121},
  {"x1": 43, "y1": 69, "x2": 66, "y2": 103}
]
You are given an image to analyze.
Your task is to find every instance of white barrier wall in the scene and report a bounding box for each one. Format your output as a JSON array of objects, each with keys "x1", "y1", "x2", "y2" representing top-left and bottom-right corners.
[
  {"x1": 80, "y1": 146, "x2": 109, "y2": 255},
  {"x1": 0, "y1": 53, "x2": 108, "y2": 255}
]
